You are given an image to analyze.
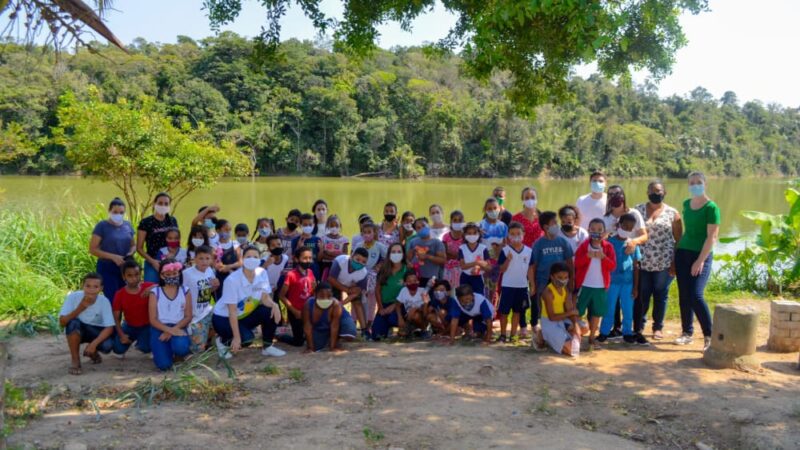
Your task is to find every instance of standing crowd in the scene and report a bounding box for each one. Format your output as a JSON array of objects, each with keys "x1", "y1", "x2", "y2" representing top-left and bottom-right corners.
[{"x1": 63, "y1": 171, "x2": 720, "y2": 374}]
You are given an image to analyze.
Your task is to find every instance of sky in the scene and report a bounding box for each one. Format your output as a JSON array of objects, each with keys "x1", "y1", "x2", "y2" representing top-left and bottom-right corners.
[{"x1": 89, "y1": 0, "x2": 800, "y2": 107}]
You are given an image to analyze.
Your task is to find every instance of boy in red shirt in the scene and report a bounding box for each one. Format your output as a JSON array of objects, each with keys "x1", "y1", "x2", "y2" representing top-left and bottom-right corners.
[
  {"x1": 574, "y1": 219, "x2": 617, "y2": 349},
  {"x1": 112, "y1": 260, "x2": 156, "y2": 356},
  {"x1": 277, "y1": 246, "x2": 317, "y2": 346}
]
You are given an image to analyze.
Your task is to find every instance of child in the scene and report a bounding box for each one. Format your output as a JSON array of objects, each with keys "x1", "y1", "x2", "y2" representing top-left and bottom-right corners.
[
  {"x1": 355, "y1": 222, "x2": 387, "y2": 332},
  {"x1": 320, "y1": 215, "x2": 350, "y2": 279},
  {"x1": 186, "y1": 225, "x2": 210, "y2": 266},
  {"x1": 196, "y1": 205, "x2": 221, "y2": 248},
  {"x1": 148, "y1": 259, "x2": 192, "y2": 371},
  {"x1": 302, "y1": 282, "x2": 357, "y2": 353},
  {"x1": 215, "y1": 219, "x2": 242, "y2": 295},
  {"x1": 399, "y1": 211, "x2": 416, "y2": 246},
  {"x1": 396, "y1": 271, "x2": 430, "y2": 337},
  {"x1": 528, "y1": 211, "x2": 575, "y2": 334},
  {"x1": 182, "y1": 245, "x2": 220, "y2": 352},
  {"x1": 442, "y1": 210, "x2": 465, "y2": 291},
  {"x1": 599, "y1": 213, "x2": 641, "y2": 344},
  {"x1": 379, "y1": 202, "x2": 400, "y2": 247},
  {"x1": 277, "y1": 246, "x2": 317, "y2": 347},
  {"x1": 158, "y1": 228, "x2": 188, "y2": 264},
  {"x1": 492, "y1": 186, "x2": 514, "y2": 225},
  {"x1": 406, "y1": 218, "x2": 447, "y2": 286},
  {"x1": 426, "y1": 280, "x2": 457, "y2": 338},
  {"x1": 429, "y1": 204, "x2": 449, "y2": 240},
  {"x1": 251, "y1": 217, "x2": 274, "y2": 257},
  {"x1": 458, "y1": 222, "x2": 490, "y2": 297},
  {"x1": 262, "y1": 234, "x2": 289, "y2": 292},
  {"x1": 234, "y1": 223, "x2": 250, "y2": 247},
  {"x1": 212, "y1": 246, "x2": 286, "y2": 359},
  {"x1": 371, "y1": 243, "x2": 407, "y2": 340},
  {"x1": 558, "y1": 205, "x2": 589, "y2": 254},
  {"x1": 277, "y1": 209, "x2": 302, "y2": 259},
  {"x1": 327, "y1": 248, "x2": 370, "y2": 337},
  {"x1": 291, "y1": 213, "x2": 322, "y2": 279},
  {"x1": 496, "y1": 222, "x2": 532, "y2": 342},
  {"x1": 479, "y1": 197, "x2": 508, "y2": 307},
  {"x1": 535, "y1": 262, "x2": 587, "y2": 356},
  {"x1": 59, "y1": 273, "x2": 115, "y2": 375},
  {"x1": 350, "y1": 213, "x2": 373, "y2": 251},
  {"x1": 446, "y1": 284, "x2": 495, "y2": 344},
  {"x1": 575, "y1": 218, "x2": 617, "y2": 348},
  {"x1": 112, "y1": 261, "x2": 156, "y2": 357}
]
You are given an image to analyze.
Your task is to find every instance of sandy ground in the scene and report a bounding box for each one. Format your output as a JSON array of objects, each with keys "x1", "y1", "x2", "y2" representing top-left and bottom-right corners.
[{"x1": 5, "y1": 299, "x2": 800, "y2": 450}]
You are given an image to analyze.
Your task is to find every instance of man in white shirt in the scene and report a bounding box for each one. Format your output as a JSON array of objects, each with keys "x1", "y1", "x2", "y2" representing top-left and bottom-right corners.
[{"x1": 576, "y1": 171, "x2": 608, "y2": 230}]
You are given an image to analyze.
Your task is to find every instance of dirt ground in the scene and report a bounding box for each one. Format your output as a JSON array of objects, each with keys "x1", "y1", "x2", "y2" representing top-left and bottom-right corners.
[{"x1": 6, "y1": 299, "x2": 800, "y2": 450}]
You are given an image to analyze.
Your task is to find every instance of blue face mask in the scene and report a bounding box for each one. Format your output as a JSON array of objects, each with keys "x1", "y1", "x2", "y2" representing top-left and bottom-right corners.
[
  {"x1": 689, "y1": 183, "x2": 705, "y2": 197},
  {"x1": 417, "y1": 227, "x2": 431, "y2": 239},
  {"x1": 591, "y1": 181, "x2": 605, "y2": 193},
  {"x1": 351, "y1": 260, "x2": 365, "y2": 271},
  {"x1": 204, "y1": 219, "x2": 216, "y2": 230}
]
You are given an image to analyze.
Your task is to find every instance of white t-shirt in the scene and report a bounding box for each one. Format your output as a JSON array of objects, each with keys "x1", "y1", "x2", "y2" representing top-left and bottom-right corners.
[
  {"x1": 182, "y1": 266, "x2": 216, "y2": 323},
  {"x1": 430, "y1": 225, "x2": 450, "y2": 241},
  {"x1": 459, "y1": 243, "x2": 490, "y2": 276},
  {"x1": 213, "y1": 268, "x2": 272, "y2": 318},
  {"x1": 576, "y1": 193, "x2": 607, "y2": 230},
  {"x1": 330, "y1": 254, "x2": 368, "y2": 286},
  {"x1": 59, "y1": 291, "x2": 114, "y2": 327},
  {"x1": 217, "y1": 240, "x2": 240, "y2": 252},
  {"x1": 602, "y1": 208, "x2": 646, "y2": 235},
  {"x1": 208, "y1": 232, "x2": 220, "y2": 248},
  {"x1": 397, "y1": 286, "x2": 427, "y2": 310},
  {"x1": 558, "y1": 227, "x2": 589, "y2": 254},
  {"x1": 314, "y1": 223, "x2": 327, "y2": 238},
  {"x1": 264, "y1": 254, "x2": 289, "y2": 290},
  {"x1": 153, "y1": 286, "x2": 189, "y2": 325},
  {"x1": 583, "y1": 244, "x2": 606, "y2": 288},
  {"x1": 499, "y1": 245, "x2": 532, "y2": 288},
  {"x1": 158, "y1": 247, "x2": 188, "y2": 264}
]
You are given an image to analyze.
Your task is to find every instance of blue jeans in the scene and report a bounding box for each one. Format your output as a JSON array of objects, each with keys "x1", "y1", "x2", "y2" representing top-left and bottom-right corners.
[
  {"x1": 144, "y1": 260, "x2": 159, "y2": 283},
  {"x1": 97, "y1": 259, "x2": 124, "y2": 302},
  {"x1": 371, "y1": 307, "x2": 402, "y2": 338},
  {"x1": 113, "y1": 323, "x2": 151, "y2": 354},
  {"x1": 675, "y1": 249, "x2": 713, "y2": 337},
  {"x1": 635, "y1": 269, "x2": 674, "y2": 333},
  {"x1": 601, "y1": 281, "x2": 634, "y2": 336},
  {"x1": 149, "y1": 324, "x2": 191, "y2": 371}
]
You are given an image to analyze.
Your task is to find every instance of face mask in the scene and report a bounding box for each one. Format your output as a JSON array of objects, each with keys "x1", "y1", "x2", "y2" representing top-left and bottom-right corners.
[
  {"x1": 591, "y1": 181, "x2": 605, "y2": 193},
  {"x1": 465, "y1": 234, "x2": 480, "y2": 244},
  {"x1": 315, "y1": 210, "x2": 327, "y2": 220},
  {"x1": 167, "y1": 241, "x2": 179, "y2": 249},
  {"x1": 417, "y1": 227, "x2": 431, "y2": 239},
  {"x1": 204, "y1": 219, "x2": 216, "y2": 230},
  {"x1": 486, "y1": 210, "x2": 499, "y2": 220},
  {"x1": 510, "y1": 235, "x2": 523, "y2": 244},
  {"x1": 236, "y1": 236, "x2": 249, "y2": 245},
  {"x1": 648, "y1": 193, "x2": 664, "y2": 204},
  {"x1": 547, "y1": 225, "x2": 559, "y2": 236},
  {"x1": 258, "y1": 227, "x2": 272, "y2": 237},
  {"x1": 461, "y1": 300, "x2": 474, "y2": 311},
  {"x1": 523, "y1": 199, "x2": 537, "y2": 209},
  {"x1": 191, "y1": 238, "x2": 205, "y2": 247},
  {"x1": 430, "y1": 213, "x2": 443, "y2": 224},
  {"x1": 163, "y1": 275, "x2": 180, "y2": 286},
  {"x1": 390, "y1": 252, "x2": 404, "y2": 263},
  {"x1": 351, "y1": 260, "x2": 365, "y2": 271},
  {"x1": 270, "y1": 247, "x2": 284, "y2": 256},
  {"x1": 109, "y1": 213, "x2": 124, "y2": 225},
  {"x1": 286, "y1": 222, "x2": 299, "y2": 231},
  {"x1": 434, "y1": 291, "x2": 446, "y2": 301},
  {"x1": 407, "y1": 283, "x2": 419, "y2": 291},
  {"x1": 327, "y1": 227, "x2": 340, "y2": 236},
  {"x1": 316, "y1": 298, "x2": 333, "y2": 309},
  {"x1": 384, "y1": 214, "x2": 396, "y2": 222},
  {"x1": 302, "y1": 225, "x2": 314, "y2": 235},
  {"x1": 219, "y1": 232, "x2": 231, "y2": 240},
  {"x1": 553, "y1": 278, "x2": 569, "y2": 288},
  {"x1": 451, "y1": 222, "x2": 465, "y2": 232},
  {"x1": 689, "y1": 184, "x2": 705, "y2": 197},
  {"x1": 298, "y1": 261, "x2": 313, "y2": 270},
  {"x1": 589, "y1": 232, "x2": 603, "y2": 240},
  {"x1": 561, "y1": 224, "x2": 574, "y2": 233},
  {"x1": 617, "y1": 229, "x2": 632, "y2": 239},
  {"x1": 495, "y1": 197, "x2": 505, "y2": 206},
  {"x1": 242, "y1": 257, "x2": 260, "y2": 271},
  {"x1": 154, "y1": 205, "x2": 170, "y2": 216},
  {"x1": 403, "y1": 223, "x2": 414, "y2": 232},
  {"x1": 609, "y1": 195, "x2": 624, "y2": 208}
]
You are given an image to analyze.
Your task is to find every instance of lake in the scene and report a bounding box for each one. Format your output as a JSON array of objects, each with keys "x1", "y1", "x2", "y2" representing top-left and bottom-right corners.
[{"x1": 0, "y1": 176, "x2": 791, "y2": 252}]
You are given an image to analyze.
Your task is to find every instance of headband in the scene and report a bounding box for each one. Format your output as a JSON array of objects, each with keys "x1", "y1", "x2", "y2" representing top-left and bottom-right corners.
[{"x1": 162, "y1": 262, "x2": 184, "y2": 272}]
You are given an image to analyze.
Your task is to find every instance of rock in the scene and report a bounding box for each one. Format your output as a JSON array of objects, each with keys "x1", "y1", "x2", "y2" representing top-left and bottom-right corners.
[
  {"x1": 695, "y1": 442, "x2": 714, "y2": 450},
  {"x1": 477, "y1": 365, "x2": 496, "y2": 376},
  {"x1": 728, "y1": 409, "x2": 754, "y2": 424},
  {"x1": 703, "y1": 305, "x2": 761, "y2": 371},
  {"x1": 64, "y1": 442, "x2": 88, "y2": 450}
]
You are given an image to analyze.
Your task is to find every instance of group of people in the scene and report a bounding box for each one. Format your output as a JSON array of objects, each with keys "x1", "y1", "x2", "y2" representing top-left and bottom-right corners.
[{"x1": 62, "y1": 171, "x2": 721, "y2": 374}]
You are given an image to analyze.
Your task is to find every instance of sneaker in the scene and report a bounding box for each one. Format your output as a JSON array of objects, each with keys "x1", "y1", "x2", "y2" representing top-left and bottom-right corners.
[
  {"x1": 596, "y1": 334, "x2": 609, "y2": 343},
  {"x1": 496, "y1": 335, "x2": 507, "y2": 344},
  {"x1": 215, "y1": 337, "x2": 233, "y2": 360},
  {"x1": 674, "y1": 334, "x2": 693, "y2": 345},
  {"x1": 361, "y1": 329, "x2": 373, "y2": 341},
  {"x1": 653, "y1": 330, "x2": 664, "y2": 340},
  {"x1": 112, "y1": 352, "x2": 125, "y2": 360},
  {"x1": 261, "y1": 345, "x2": 286, "y2": 357},
  {"x1": 421, "y1": 330, "x2": 432, "y2": 340},
  {"x1": 703, "y1": 336, "x2": 712, "y2": 351},
  {"x1": 635, "y1": 333, "x2": 650, "y2": 346},
  {"x1": 623, "y1": 334, "x2": 636, "y2": 344},
  {"x1": 608, "y1": 329, "x2": 623, "y2": 341}
]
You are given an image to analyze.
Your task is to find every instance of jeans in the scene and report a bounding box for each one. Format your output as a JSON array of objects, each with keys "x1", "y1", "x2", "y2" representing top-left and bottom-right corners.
[
  {"x1": 212, "y1": 304, "x2": 278, "y2": 346},
  {"x1": 674, "y1": 249, "x2": 713, "y2": 337},
  {"x1": 97, "y1": 258, "x2": 124, "y2": 302},
  {"x1": 113, "y1": 323, "x2": 152, "y2": 354},
  {"x1": 635, "y1": 269, "x2": 674, "y2": 333},
  {"x1": 144, "y1": 260, "x2": 159, "y2": 283},
  {"x1": 149, "y1": 324, "x2": 191, "y2": 371},
  {"x1": 371, "y1": 308, "x2": 401, "y2": 338},
  {"x1": 601, "y1": 281, "x2": 634, "y2": 336}
]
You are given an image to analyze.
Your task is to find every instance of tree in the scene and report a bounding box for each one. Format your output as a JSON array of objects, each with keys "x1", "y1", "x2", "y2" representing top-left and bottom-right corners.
[
  {"x1": 0, "y1": 120, "x2": 38, "y2": 163},
  {"x1": 52, "y1": 87, "x2": 251, "y2": 221}
]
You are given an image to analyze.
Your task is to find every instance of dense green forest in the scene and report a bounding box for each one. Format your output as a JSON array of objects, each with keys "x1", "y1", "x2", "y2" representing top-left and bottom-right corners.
[{"x1": 1, "y1": 32, "x2": 799, "y2": 178}]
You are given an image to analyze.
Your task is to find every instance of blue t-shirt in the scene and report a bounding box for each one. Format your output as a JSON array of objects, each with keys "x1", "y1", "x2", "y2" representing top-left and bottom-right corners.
[
  {"x1": 92, "y1": 220, "x2": 134, "y2": 259},
  {"x1": 530, "y1": 235, "x2": 573, "y2": 288},
  {"x1": 609, "y1": 237, "x2": 641, "y2": 284},
  {"x1": 291, "y1": 235, "x2": 321, "y2": 259},
  {"x1": 479, "y1": 219, "x2": 508, "y2": 243}
]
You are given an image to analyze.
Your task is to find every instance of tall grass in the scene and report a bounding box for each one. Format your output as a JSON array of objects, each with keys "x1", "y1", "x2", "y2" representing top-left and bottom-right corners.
[{"x1": 0, "y1": 209, "x2": 101, "y2": 334}]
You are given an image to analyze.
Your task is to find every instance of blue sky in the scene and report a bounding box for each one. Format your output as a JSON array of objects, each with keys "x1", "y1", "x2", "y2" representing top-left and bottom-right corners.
[{"x1": 95, "y1": 0, "x2": 800, "y2": 107}]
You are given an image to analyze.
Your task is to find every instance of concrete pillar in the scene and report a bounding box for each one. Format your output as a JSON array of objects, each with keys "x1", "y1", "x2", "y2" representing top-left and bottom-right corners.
[
  {"x1": 768, "y1": 299, "x2": 800, "y2": 352},
  {"x1": 703, "y1": 305, "x2": 760, "y2": 370}
]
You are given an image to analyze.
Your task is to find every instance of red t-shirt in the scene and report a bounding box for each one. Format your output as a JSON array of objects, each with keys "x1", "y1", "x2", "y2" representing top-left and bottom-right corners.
[
  {"x1": 511, "y1": 212, "x2": 544, "y2": 247},
  {"x1": 283, "y1": 268, "x2": 316, "y2": 311},
  {"x1": 112, "y1": 282, "x2": 156, "y2": 327}
]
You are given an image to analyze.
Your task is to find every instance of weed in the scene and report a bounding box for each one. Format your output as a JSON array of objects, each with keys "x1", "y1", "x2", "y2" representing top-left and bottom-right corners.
[
  {"x1": 363, "y1": 426, "x2": 384, "y2": 444},
  {"x1": 261, "y1": 364, "x2": 281, "y2": 375},
  {"x1": 288, "y1": 368, "x2": 305, "y2": 382}
]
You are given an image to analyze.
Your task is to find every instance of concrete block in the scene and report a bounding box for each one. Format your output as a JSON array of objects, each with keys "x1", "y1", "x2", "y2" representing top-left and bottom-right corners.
[
  {"x1": 704, "y1": 305, "x2": 760, "y2": 370},
  {"x1": 784, "y1": 320, "x2": 800, "y2": 329},
  {"x1": 771, "y1": 312, "x2": 791, "y2": 322},
  {"x1": 768, "y1": 336, "x2": 800, "y2": 352},
  {"x1": 790, "y1": 330, "x2": 800, "y2": 338},
  {"x1": 791, "y1": 313, "x2": 800, "y2": 321},
  {"x1": 771, "y1": 299, "x2": 800, "y2": 313},
  {"x1": 770, "y1": 328, "x2": 792, "y2": 338}
]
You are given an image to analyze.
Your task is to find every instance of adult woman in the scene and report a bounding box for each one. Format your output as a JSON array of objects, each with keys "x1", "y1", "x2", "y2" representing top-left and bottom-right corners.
[
  {"x1": 511, "y1": 186, "x2": 544, "y2": 247},
  {"x1": 89, "y1": 197, "x2": 135, "y2": 300},
  {"x1": 371, "y1": 243, "x2": 408, "y2": 339},
  {"x1": 674, "y1": 172, "x2": 719, "y2": 349},
  {"x1": 428, "y1": 204, "x2": 449, "y2": 240},
  {"x1": 311, "y1": 199, "x2": 328, "y2": 237},
  {"x1": 137, "y1": 193, "x2": 179, "y2": 283},
  {"x1": 379, "y1": 202, "x2": 400, "y2": 247},
  {"x1": 634, "y1": 181, "x2": 682, "y2": 342}
]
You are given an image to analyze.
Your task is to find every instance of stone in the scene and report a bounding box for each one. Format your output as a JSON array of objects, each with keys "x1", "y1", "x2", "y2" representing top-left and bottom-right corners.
[
  {"x1": 728, "y1": 409, "x2": 754, "y2": 424},
  {"x1": 771, "y1": 299, "x2": 800, "y2": 313},
  {"x1": 695, "y1": 442, "x2": 714, "y2": 450},
  {"x1": 64, "y1": 443, "x2": 88, "y2": 450},
  {"x1": 704, "y1": 305, "x2": 761, "y2": 370},
  {"x1": 791, "y1": 312, "x2": 800, "y2": 321}
]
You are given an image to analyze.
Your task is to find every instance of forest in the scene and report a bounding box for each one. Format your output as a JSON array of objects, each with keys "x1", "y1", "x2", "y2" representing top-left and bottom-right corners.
[{"x1": 1, "y1": 32, "x2": 799, "y2": 178}]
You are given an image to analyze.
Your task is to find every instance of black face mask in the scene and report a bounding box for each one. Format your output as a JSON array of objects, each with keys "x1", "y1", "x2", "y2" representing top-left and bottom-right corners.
[
  {"x1": 609, "y1": 195, "x2": 624, "y2": 208},
  {"x1": 561, "y1": 224, "x2": 574, "y2": 233},
  {"x1": 384, "y1": 214, "x2": 396, "y2": 222},
  {"x1": 287, "y1": 222, "x2": 298, "y2": 231},
  {"x1": 270, "y1": 247, "x2": 284, "y2": 256},
  {"x1": 648, "y1": 193, "x2": 664, "y2": 204},
  {"x1": 298, "y1": 261, "x2": 313, "y2": 270}
]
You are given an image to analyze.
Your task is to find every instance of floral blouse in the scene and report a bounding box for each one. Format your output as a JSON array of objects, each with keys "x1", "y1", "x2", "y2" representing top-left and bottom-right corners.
[{"x1": 635, "y1": 202, "x2": 678, "y2": 272}]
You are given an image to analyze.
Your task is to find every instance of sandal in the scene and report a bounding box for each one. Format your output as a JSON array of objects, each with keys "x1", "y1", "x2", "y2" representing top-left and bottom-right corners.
[
  {"x1": 653, "y1": 330, "x2": 664, "y2": 340},
  {"x1": 69, "y1": 365, "x2": 82, "y2": 375}
]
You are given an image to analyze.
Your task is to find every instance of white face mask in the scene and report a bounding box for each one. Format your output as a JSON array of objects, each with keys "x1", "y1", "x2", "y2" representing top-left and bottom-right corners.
[
  {"x1": 451, "y1": 222, "x2": 465, "y2": 232},
  {"x1": 316, "y1": 298, "x2": 333, "y2": 309},
  {"x1": 302, "y1": 226, "x2": 314, "y2": 235},
  {"x1": 315, "y1": 210, "x2": 327, "y2": 220},
  {"x1": 191, "y1": 238, "x2": 205, "y2": 247},
  {"x1": 109, "y1": 213, "x2": 124, "y2": 225},
  {"x1": 258, "y1": 227, "x2": 272, "y2": 237},
  {"x1": 523, "y1": 199, "x2": 537, "y2": 209},
  {"x1": 327, "y1": 227, "x2": 340, "y2": 235},
  {"x1": 403, "y1": 223, "x2": 414, "y2": 231},
  {"x1": 243, "y1": 257, "x2": 261, "y2": 271},
  {"x1": 154, "y1": 205, "x2": 170, "y2": 215},
  {"x1": 389, "y1": 252, "x2": 404, "y2": 263},
  {"x1": 465, "y1": 234, "x2": 480, "y2": 244},
  {"x1": 430, "y1": 213, "x2": 443, "y2": 224},
  {"x1": 510, "y1": 235, "x2": 523, "y2": 244}
]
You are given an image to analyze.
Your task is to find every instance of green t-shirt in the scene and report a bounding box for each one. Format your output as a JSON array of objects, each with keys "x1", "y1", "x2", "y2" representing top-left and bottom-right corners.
[
  {"x1": 379, "y1": 266, "x2": 407, "y2": 305},
  {"x1": 677, "y1": 199, "x2": 721, "y2": 252}
]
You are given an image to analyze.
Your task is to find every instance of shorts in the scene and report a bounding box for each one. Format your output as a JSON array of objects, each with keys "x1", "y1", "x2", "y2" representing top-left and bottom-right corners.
[
  {"x1": 64, "y1": 319, "x2": 113, "y2": 353},
  {"x1": 498, "y1": 287, "x2": 528, "y2": 315},
  {"x1": 188, "y1": 313, "x2": 213, "y2": 353},
  {"x1": 541, "y1": 317, "x2": 572, "y2": 353},
  {"x1": 578, "y1": 287, "x2": 607, "y2": 318}
]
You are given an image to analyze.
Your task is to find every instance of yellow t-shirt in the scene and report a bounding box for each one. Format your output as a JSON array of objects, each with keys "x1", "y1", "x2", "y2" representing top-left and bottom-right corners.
[{"x1": 541, "y1": 283, "x2": 566, "y2": 320}]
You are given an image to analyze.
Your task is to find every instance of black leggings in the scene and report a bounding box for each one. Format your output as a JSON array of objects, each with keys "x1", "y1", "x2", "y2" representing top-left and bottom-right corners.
[{"x1": 278, "y1": 313, "x2": 306, "y2": 347}]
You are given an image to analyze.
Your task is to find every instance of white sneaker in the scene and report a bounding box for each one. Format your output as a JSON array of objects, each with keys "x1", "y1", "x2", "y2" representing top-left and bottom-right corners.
[
  {"x1": 703, "y1": 336, "x2": 712, "y2": 351},
  {"x1": 261, "y1": 345, "x2": 286, "y2": 357},
  {"x1": 674, "y1": 334, "x2": 693, "y2": 345},
  {"x1": 112, "y1": 352, "x2": 125, "y2": 360},
  {"x1": 215, "y1": 337, "x2": 233, "y2": 360}
]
